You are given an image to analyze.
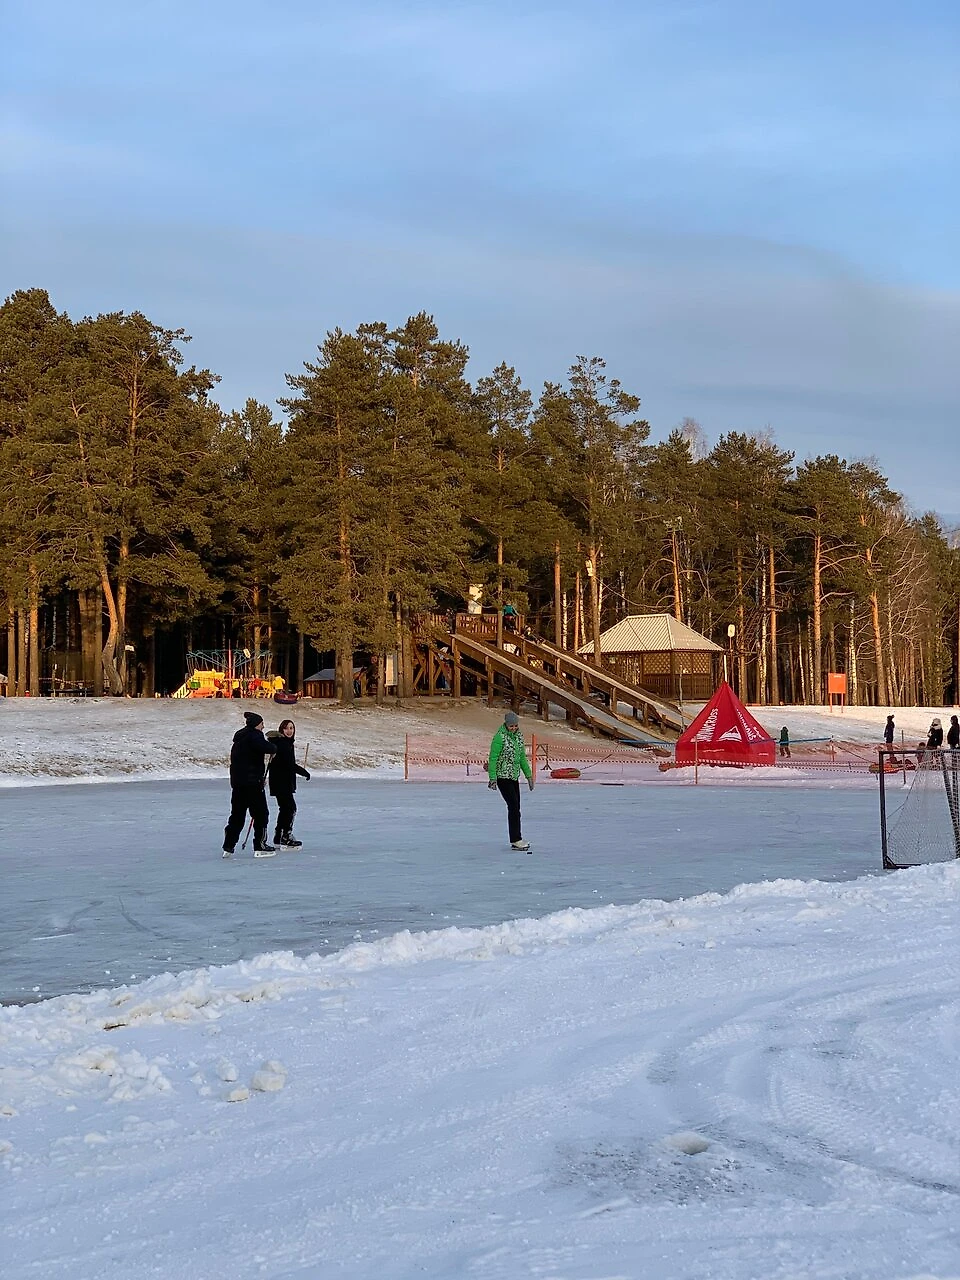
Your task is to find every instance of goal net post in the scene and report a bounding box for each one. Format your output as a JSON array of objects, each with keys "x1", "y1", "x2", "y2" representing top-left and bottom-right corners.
[{"x1": 878, "y1": 748, "x2": 960, "y2": 870}]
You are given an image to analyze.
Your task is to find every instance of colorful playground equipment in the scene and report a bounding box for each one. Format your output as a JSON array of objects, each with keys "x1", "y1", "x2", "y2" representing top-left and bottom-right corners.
[{"x1": 171, "y1": 649, "x2": 284, "y2": 699}]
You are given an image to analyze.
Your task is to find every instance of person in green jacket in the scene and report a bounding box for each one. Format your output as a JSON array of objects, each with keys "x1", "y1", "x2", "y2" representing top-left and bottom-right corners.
[{"x1": 488, "y1": 710, "x2": 534, "y2": 850}]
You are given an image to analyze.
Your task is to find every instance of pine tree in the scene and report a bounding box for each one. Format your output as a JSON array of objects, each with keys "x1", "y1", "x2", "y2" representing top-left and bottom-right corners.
[
  {"x1": 53, "y1": 312, "x2": 221, "y2": 693},
  {"x1": 278, "y1": 329, "x2": 384, "y2": 704},
  {"x1": 533, "y1": 357, "x2": 648, "y2": 661},
  {"x1": 0, "y1": 289, "x2": 76, "y2": 695}
]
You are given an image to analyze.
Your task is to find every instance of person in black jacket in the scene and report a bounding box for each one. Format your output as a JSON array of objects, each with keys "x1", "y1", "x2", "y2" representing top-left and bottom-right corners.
[
  {"x1": 948, "y1": 715, "x2": 960, "y2": 749},
  {"x1": 883, "y1": 715, "x2": 895, "y2": 747},
  {"x1": 268, "y1": 719, "x2": 311, "y2": 848},
  {"x1": 926, "y1": 718, "x2": 943, "y2": 750},
  {"x1": 222, "y1": 711, "x2": 278, "y2": 857}
]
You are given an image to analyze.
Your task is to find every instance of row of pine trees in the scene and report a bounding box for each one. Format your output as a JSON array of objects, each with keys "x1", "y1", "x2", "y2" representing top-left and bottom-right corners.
[{"x1": 2, "y1": 288, "x2": 958, "y2": 705}]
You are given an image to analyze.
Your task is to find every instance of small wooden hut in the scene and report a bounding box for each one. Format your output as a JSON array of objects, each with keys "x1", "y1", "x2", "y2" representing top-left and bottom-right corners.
[
  {"x1": 579, "y1": 614, "x2": 722, "y2": 701},
  {"x1": 303, "y1": 667, "x2": 365, "y2": 699}
]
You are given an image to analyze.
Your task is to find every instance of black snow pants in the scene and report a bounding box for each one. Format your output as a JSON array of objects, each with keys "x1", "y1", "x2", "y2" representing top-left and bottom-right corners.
[
  {"x1": 273, "y1": 791, "x2": 297, "y2": 840},
  {"x1": 496, "y1": 778, "x2": 523, "y2": 844},
  {"x1": 224, "y1": 784, "x2": 269, "y2": 850}
]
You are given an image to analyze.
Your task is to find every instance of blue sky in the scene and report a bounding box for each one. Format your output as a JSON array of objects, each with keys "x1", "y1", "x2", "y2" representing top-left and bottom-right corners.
[{"x1": 2, "y1": 0, "x2": 957, "y2": 512}]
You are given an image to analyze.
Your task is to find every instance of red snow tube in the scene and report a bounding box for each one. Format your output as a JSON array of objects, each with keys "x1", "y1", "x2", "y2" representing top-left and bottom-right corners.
[{"x1": 550, "y1": 767, "x2": 582, "y2": 780}]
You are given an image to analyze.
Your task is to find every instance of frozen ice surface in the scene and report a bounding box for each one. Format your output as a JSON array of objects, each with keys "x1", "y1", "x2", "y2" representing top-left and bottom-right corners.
[{"x1": 2, "y1": 777, "x2": 881, "y2": 1003}]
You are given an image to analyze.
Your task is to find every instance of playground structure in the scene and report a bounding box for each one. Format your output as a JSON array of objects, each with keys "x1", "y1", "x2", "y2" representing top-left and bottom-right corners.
[
  {"x1": 171, "y1": 649, "x2": 284, "y2": 700},
  {"x1": 412, "y1": 613, "x2": 685, "y2": 746}
]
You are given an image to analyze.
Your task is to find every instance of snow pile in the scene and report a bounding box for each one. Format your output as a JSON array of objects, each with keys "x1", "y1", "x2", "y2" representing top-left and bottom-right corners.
[{"x1": 1, "y1": 863, "x2": 959, "y2": 1279}]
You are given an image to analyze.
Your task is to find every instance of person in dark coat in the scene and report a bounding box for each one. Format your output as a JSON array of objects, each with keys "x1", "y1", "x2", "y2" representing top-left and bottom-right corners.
[
  {"x1": 222, "y1": 711, "x2": 278, "y2": 856},
  {"x1": 778, "y1": 726, "x2": 791, "y2": 759},
  {"x1": 268, "y1": 719, "x2": 311, "y2": 847},
  {"x1": 947, "y1": 715, "x2": 960, "y2": 749},
  {"x1": 927, "y1": 718, "x2": 944, "y2": 750},
  {"x1": 883, "y1": 715, "x2": 895, "y2": 747}
]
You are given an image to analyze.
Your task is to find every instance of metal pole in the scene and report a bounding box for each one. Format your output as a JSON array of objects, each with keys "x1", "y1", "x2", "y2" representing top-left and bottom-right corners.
[{"x1": 879, "y1": 750, "x2": 892, "y2": 869}]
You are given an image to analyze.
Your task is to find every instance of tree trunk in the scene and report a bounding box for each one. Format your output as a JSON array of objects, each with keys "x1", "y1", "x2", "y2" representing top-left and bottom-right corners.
[
  {"x1": 6, "y1": 597, "x2": 16, "y2": 696},
  {"x1": 553, "y1": 542, "x2": 562, "y2": 648},
  {"x1": 78, "y1": 587, "x2": 99, "y2": 694},
  {"x1": 885, "y1": 592, "x2": 899, "y2": 706},
  {"x1": 758, "y1": 561, "x2": 767, "y2": 704},
  {"x1": 869, "y1": 586, "x2": 886, "y2": 706},
  {"x1": 496, "y1": 537, "x2": 504, "y2": 650},
  {"x1": 576, "y1": 568, "x2": 583, "y2": 650},
  {"x1": 768, "y1": 542, "x2": 779, "y2": 705},
  {"x1": 376, "y1": 650, "x2": 386, "y2": 706},
  {"x1": 735, "y1": 547, "x2": 746, "y2": 698},
  {"x1": 392, "y1": 595, "x2": 404, "y2": 703},
  {"x1": 588, "y1": 542, "x2": 602, "y2": 667},
  {"x1": 812, "y1": 533, "x2": 823, "y2": 702},
  {"x1": 16, "y1": 607, "x2": 27, "y2": 697},
  {"x1": 98, "y1": 561, "x2": 125, "y2": 695},
  {"x1": 28, "y1": 571, "x2": 40, "y2": 697},
  {"x1": 117, "y1": 538, "x2": 129, "y2": 692},
  {"x1": 671, "y1": 528, "x2": 682, "y2": 621}
]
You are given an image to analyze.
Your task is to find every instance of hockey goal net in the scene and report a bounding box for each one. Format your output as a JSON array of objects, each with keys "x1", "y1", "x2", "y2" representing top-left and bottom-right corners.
[{"x1": 878, "y1": 748, "x2": 960, "y2": 869}]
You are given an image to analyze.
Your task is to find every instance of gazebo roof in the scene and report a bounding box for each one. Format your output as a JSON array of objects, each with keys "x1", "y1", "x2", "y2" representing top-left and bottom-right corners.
[{"x1": 579, "y1": 614, "x2": 722, "y2": 656}]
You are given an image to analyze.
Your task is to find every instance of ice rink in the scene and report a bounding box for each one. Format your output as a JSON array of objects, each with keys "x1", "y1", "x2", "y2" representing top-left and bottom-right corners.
[{"x1": 2, "y1": 776, "x2": 881, "y2": 1003}]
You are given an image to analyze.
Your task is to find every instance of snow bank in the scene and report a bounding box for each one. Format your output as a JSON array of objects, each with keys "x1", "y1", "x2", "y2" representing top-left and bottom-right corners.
[
  {"x1": 0, "y1": 696, "x2": 516, "y2": 786},
  {"x1": 0, "y1": 695, "x2": 952, "y2": 787},
  {"x1": 1, "y1": 862, "x2": 958, "y2": 1279}
]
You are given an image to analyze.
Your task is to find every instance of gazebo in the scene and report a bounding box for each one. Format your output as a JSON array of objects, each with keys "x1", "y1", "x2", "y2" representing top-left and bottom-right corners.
[{"x1": 579, "y1": 614, "x2": 723, "y2": 701}]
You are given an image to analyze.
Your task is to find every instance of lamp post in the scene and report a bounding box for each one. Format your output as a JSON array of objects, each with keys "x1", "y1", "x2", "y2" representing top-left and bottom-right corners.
[{"x1": 726, "y1": 624, "x2": 736, "y2": 691}]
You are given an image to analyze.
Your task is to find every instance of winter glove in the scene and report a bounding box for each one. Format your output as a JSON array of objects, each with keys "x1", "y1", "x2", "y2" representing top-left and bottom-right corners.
[
  {"x1": 304, "y1": 771, "x2": 311, "y2": 781},
  {"x1": 527, "y1": 777, "x2": 535, "y2": 792},
  {"x1": 488, "y1": 779, "x2": 498, "y2": 790}
]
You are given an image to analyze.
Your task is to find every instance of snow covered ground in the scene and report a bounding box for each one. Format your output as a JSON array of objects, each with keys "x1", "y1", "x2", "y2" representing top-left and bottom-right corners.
[
  {"x1": 0, "y1": 694, "x2": 950, "y2": 786},
  {"x1": 1, "y1": 698, "x2": 958, "y2": 1279}
]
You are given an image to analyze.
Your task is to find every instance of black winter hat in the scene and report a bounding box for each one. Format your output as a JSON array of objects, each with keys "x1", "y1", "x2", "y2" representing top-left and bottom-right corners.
[{"x1": 244, "y1": 711, "x2": 264, "y2": 728}]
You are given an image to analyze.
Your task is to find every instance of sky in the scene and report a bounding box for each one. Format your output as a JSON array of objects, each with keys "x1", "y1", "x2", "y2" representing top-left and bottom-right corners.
[{"x1": 1, "y1": 0, "x2": 958, "y2": 514}]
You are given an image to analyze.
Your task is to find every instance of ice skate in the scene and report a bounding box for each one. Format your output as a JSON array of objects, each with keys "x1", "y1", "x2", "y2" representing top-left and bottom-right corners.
[{"x1": 510, "y1": 840, "x2": 531, "y2": 852}]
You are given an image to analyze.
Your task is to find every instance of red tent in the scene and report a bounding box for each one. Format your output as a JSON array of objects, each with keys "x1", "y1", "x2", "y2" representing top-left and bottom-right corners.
[{"x1": 674, "y1": 681, "x2": 775, "y2": 767}]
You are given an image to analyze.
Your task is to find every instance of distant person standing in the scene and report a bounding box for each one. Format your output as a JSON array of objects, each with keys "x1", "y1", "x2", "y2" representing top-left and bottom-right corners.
[
  {"x1": 883, "y1": 715, "x2": 895, "y2": 748},
  {"x1": 948, "y1": 715, "x2": 960, "y2": 749},
  {"x1": 778, "y1": 726, "x2": 791, "y2": 759},
  {"x1": 927, "y1": 718, "x2": 944, "y2": 750},
  {"x1": 268, "y1": 719, "x2": 311, "y2": 848},
  {"x1": 502, "y1": 602, "x2": 518, "y2": 634},
  {"x1": 223, "y1": 711, "x2": 278, "y2": 857},
  {"x1": 488, "y1": 710, "x2": 534, "y2": 851}
]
